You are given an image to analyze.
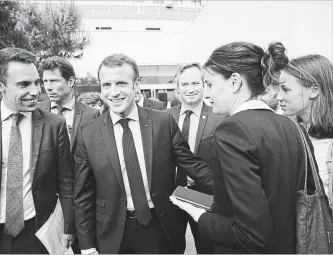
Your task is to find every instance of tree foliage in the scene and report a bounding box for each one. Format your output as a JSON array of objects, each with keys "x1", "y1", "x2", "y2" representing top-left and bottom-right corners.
[{"x1": 0, "y1": 0, "x2": 89, "y2": 60}]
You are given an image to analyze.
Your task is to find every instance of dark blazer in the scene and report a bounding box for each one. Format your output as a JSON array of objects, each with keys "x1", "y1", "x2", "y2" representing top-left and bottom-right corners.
[
  {"x1": 37, "y1": 100, "x2": 100, "y2": 152},
  {"x1": 197, "y1": 109, "x2": 310, "y2": 253},
  {"x1": 0, "y1": 107, "x2": 75, "y2": 234},
  {"x1": 143, "y1": 97, "x2": 166, "y2": 110},
  {"x1": 165, "y1": 103, "x2": 226, "y2": 193},
  {"x1": 74, "y1": 106, "x2": 213, "y2": 253}
]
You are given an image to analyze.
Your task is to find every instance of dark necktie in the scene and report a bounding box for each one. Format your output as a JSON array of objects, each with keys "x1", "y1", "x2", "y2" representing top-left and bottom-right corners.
[
  {"x1": 176, "y1": 110, "x2": 193, "y2": 186},
  {"x1": 4, "y1": 113, "x2": 25, "y2": 237},
  {"x1": 118, "y1": 118, "x2": 152, "y2": 226}
]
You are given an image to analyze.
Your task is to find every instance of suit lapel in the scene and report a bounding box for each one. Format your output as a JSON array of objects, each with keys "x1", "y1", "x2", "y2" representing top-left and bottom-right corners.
[
  {"x1": 172, "y1": 105, "x2": 181, "y2": 124},
  {"x1": 101, "y1": 113, "x2": 125, "y2": 192},
  {"x1": 138, "y1": 107, "x2": 153, "y2": 190},
  {"x1": 70, "y1": 103, "x2": 83, "y2": 152},
  {"x1": 30, "y1": 109, "x2": 43, "y2": 184},
  {"x1": 194, "y1": 103, "x2": 209, "y2": 155}
]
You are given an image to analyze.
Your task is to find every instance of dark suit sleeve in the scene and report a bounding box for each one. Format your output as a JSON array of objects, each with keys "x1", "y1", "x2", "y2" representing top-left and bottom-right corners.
[
  {"x1": 198, "y1": 119, "x2": 271, "y2": 253},
  {"x1": 57, "y1": 119, "x2": 75, "y2": 234},
  {"x1": 73, "y1": 127, "x2": 96, "y2": 249},
  {"x1": 169, "y1": 113, "x2": 213, "y2": 191}
]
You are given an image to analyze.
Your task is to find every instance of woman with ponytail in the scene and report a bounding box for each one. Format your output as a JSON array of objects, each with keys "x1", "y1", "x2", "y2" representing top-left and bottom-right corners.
[{"x1": 171, "y1": 42, "x2": 309, "y2": 253}]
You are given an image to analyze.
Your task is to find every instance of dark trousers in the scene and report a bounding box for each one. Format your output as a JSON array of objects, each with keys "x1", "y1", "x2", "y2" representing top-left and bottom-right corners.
[
  {"x1": 119, "y1": 209, "x2": 174, "y2": 254},
  {"x1": 0, "y1": 217, "x2": 47, "y2": 254},
  {"x1": 187, "y1": 185, "x2": 214, "y2": 254}
]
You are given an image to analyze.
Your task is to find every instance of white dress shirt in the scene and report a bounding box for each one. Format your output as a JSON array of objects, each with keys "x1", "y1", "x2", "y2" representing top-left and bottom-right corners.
[
  {"x1": 0, "y1": 100, "x2": 35, "y2": 223},
  {"x1": 178, "y1": 101, "x2": 203, "y2": 186},
  {"x1": 51, "y1": 96, "x2": 75, "y2": 138},
  {"x1": 109, "y1": 104, "x2": 154, "y2": 210}
]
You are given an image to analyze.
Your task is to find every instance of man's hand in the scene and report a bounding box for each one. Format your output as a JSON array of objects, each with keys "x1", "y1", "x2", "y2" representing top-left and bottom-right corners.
[
  {"x1": 63, "y1": 234, "x2": 75, "y2": 251},
  {"x1": 169, "y1": 196, "x2": 206, "y2": 222}
]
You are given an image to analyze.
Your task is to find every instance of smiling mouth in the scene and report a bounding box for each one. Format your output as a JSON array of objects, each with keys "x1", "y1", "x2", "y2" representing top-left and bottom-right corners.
[
  {"x1": 21, "y1": 99, "x2": 36, "y2": 103},
  {"x1": 110, "y1": 98, "x2": 125, "y2": 103}
]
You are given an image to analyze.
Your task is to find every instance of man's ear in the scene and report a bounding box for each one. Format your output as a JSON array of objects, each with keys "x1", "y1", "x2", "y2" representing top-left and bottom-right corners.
[
  {"x1": 230, "y1": 73, "x2": 242, "y2": 93},
  {"x1": 68, "y1": 76, "x2": 75, "y2": 88},
  {"x1": 0, "y1": 81, "x2": 6, "y2": 93}
]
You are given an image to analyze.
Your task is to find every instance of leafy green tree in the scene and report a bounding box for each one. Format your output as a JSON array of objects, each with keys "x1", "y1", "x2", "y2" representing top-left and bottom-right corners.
[
  {"x1": 0, "y1": 1, "x2": 29, "y2": 49},
  {"x1": 0, "y1": 1, "x2": 89, "y2": 60}
]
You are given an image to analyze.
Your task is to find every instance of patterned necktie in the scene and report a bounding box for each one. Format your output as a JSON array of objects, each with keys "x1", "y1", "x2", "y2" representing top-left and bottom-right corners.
[
  {"x1": 118, "y1": 118, "x2": 152, "y2": 226},
  {"x1": 4, "y1": 113, "x2": 25, "y2": 237},
  {"x1": 176, "y1": 110, "x2": 193, "y2": 186}
]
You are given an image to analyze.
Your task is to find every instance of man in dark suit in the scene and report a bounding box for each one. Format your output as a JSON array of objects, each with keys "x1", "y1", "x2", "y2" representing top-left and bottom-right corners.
[
  {"x1": 74, "y1": 53, "x2": 212, "y2": 254},
  {"x1": 165, "y1": 63, "x2": 225, "y2": 254},
  {"x1": 38, "y1": 56, "x2": 100, "y2": 153},
  {"x1": 0, "y1": 48, "x2": 75, "y2": 253}
]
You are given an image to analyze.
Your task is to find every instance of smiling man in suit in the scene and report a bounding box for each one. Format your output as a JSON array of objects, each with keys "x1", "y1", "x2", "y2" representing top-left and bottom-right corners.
[
  {"x1": 0, "y1": 48, "x2": 75, "y2": 253},
  {"x1": 38, "y1": 56, "x2": 100, "y2": 153},
  {"x1": 74, "y1": 53, "x2": 213, "y2": 254},
  {"x1": 166, "y1": 63, "x2": 226, "y2": 254}
]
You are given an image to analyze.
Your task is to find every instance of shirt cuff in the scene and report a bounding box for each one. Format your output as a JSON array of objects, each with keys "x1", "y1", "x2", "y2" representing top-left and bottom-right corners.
[{"x1": 81, "y1": 248, "x2": 97, "y2": 254}]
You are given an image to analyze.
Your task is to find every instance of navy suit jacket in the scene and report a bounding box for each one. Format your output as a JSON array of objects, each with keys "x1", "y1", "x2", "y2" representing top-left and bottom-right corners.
[
  {"x1": 37, "y1": 100, "x2": 100, "y2": 153},
  {"x1": 0, "y1": 106, "x2": 75, "y2": 234},
  {"x1": 73, "y1": 106, "x2": 213, "y2": 253},
  {"x1": 197, "y1": 109, "x2": 316, "y2": 253},
  {"x1": 143, "y1": 97, "x2": 166, "y2": 110},
  {"x1": 165, "y1": 103, "x2": 226, "y2": 193}
]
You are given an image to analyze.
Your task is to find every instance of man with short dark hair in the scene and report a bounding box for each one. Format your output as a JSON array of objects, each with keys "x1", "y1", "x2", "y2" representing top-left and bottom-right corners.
[
  {"x1": 38, "y1": 56, "x2": 99, "y2": 152},
  {"x1": 166, "y1": 62, "x2": 226, "y2": 254},
  {"x1": 0, "y1": 48, "x2": 75, "y2": 253},
  {"x1": 74, "y1": 53, "x2": 213, "y2": 254}
]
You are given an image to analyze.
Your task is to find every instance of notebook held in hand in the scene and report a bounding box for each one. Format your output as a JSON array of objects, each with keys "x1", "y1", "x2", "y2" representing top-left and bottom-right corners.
[{"x1": 172, "y1": 186, "x2": 213, "y2": 211}]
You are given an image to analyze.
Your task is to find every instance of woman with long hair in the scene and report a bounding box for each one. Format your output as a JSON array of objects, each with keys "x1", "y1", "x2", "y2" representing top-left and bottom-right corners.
[
  {"x1": 277, "y1": 54, "x2": 333, "y2": 208},
  {"x1": 170, "y1": 41, "x2": 311, "y2": 253}
]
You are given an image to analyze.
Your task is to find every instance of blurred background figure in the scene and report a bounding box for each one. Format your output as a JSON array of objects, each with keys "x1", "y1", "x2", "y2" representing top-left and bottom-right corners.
[
  {"x1": 277, "y1": 54, "x2": 333, "y2": 208},
  {"x1": 135, "y1": 83, "x2": 166, "y2": 110},
  {"x1": 77, "y1": 92, "x2": 103, "y2": 113}
]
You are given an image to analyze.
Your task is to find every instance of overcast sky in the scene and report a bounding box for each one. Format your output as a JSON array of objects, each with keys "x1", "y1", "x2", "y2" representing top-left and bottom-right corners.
[{"x1": 69, "y1": 1, "x2": 333, "y2": 77}]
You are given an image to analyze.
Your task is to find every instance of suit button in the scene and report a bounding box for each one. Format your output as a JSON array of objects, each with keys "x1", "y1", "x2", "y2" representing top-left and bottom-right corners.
[{"x1": 121, "y1": 220, "x2": 124, "y2": 225}]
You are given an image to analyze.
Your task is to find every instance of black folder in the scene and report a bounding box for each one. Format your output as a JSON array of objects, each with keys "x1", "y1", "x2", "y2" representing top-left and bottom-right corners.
[{"x1": 171, "y1": 186, "x2": 213, "y2": 211}]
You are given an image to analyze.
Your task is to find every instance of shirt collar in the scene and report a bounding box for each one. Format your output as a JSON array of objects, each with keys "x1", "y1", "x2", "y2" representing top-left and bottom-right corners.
[
  {"x1": 180, "y1": 101, "x2": 203, "y2": 117},
  {"x1": 51, "y1": 95, "x2": 75, "y2": 111},
  {"x1": 109, "y1": 103, "x2": 140, "y2": 126},
  {"x1": 232, "y1": 99, "x2": 274, "y2": 115},
  {"x1": 137, "y1": 94, "x2": 144, "y2": 107},
  {"x1": 1, "y1": 100, "x2": 32, "y2": 122}
]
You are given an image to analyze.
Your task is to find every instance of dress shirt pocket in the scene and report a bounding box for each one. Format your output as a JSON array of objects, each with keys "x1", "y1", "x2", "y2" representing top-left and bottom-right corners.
[{"x1": 96, "y1": 197, "x2": 105, "y2": 214}]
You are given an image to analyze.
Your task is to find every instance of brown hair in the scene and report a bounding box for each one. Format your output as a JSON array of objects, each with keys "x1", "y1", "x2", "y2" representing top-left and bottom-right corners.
[{"x1": 284, "y1": 55, "x2": 333, "y2": 138}]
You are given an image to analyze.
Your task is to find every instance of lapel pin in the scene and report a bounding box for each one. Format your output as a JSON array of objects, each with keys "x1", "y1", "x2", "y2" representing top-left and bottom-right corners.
[
  {"x1": 202, "y1": 116, "x2": 206, "y2": 119},
  {"x1": 145, "y1": 124, "x2": 148, "y2": 127}
]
